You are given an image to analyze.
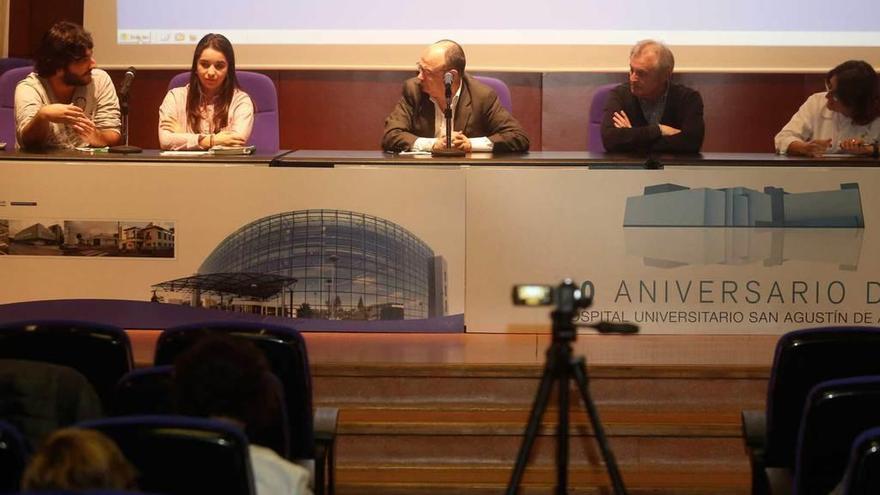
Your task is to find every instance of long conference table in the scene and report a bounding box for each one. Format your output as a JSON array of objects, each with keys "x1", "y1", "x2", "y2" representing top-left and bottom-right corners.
[
  {"x1": 2, "y1": 149, "x2": 880, "y2": 335},
  {"x1": 1, "y1": 148, "x2": 878, "y2": 167}
]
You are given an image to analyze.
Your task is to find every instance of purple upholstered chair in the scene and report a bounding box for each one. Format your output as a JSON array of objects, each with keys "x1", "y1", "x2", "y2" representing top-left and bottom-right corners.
[
  {"x1": 0, "y1": 57, "x2": 32, "y2": 76},
  {"x1": 0, "y1": 65, "x2": 34, "y2": 148},
  {"x1": 588, "y1": 83, "x2": 619, "y2": 152},
  {"x1": 473, "y1": 75, "x2": 513, "y2": 113},
  {"x1": 168, "y1": 71, "x2": 280, "y2": 152}
]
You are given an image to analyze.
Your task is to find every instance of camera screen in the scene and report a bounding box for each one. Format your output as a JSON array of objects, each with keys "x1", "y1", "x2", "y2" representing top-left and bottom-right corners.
[{"x1": 512, "y1": 285, "x2": 554, "y2": 306}]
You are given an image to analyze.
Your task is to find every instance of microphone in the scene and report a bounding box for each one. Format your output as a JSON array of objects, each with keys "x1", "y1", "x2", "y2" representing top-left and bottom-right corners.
[
  {"x1": 443, "y1": 71, "x2": 453, "y2": 98},
  {"x1": 109, "y1": 66, "x2": 142, "y2": 153},
  {"x1": 118, "y1": 67, "x2": 136, "y2": 100},
  {"x1": 432, "y1": 70, "x2": 465, "y2": 157}
]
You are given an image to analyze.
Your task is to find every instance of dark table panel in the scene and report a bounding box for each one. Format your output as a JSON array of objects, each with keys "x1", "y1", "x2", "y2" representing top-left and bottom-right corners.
[
  {"x1": 275, "y1": 150, "x2": 880, "y2": 168},
  {"x1": 0, "y1": 148, "x2": 292, "y2": 165}
]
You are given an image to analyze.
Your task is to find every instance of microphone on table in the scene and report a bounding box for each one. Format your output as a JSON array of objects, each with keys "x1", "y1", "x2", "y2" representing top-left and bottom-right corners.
[
  {"x1": 109, "y1": 66, "x2": 142, "y2": 153},
  {"x1": 118, "y1": 66, "x2": 136, "y2": 101},
  {"x1": 432, "y1": 71, "x2": 465, "y2": 157}
]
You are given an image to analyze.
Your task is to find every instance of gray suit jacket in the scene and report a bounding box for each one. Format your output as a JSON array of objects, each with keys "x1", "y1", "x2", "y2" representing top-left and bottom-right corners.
[{"x1": 382, "y1": 74, "x2": 530, "y2": 153}]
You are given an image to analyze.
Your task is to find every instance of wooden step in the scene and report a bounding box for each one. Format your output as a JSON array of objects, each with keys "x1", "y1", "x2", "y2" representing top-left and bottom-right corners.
[{"x1": 335, "y1": 465, "x2": 750, "y2": 495}]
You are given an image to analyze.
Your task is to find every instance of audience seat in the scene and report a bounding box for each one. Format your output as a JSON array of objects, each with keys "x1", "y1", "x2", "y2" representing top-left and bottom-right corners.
[
  {"x1": 587, "y1": 83, "x2": 618, "y2": 152},
  {"x1": 473, "y1": 75, "x2": 513, "y2": 113},
  {"x1": 81, "y1": 415, "x2": 256, "y2": 495},
  {"x1": 167, "y1": 71, "x2": 280, "y2": 152},
  {"x1": 838, "y1": 426, "x2": 880, "y2": 495},
  {"x1": 112, "y1": 364, "x2": 290, "y2": 459},
  {"x1": 0, "y1": 359, "x2": 103, "y2": 447},
  {"x1": 741, "y1": 326, "x2": 880, "y2": 494},
  {"x1": 0, "y1": 65, "x2": 33, "y2": 148},
  {"x1": 788, "y1": 376, "x2": 880, "y2": 495},
  {"x1": 0, "y1": 419, "x2": 30, "y2": 493},
  {"x1": 155, "y1": 321, "x2": 337, "y2": 495},
  {"x1": 0, "y1": 320, "x2": 133, "y2": 410}
]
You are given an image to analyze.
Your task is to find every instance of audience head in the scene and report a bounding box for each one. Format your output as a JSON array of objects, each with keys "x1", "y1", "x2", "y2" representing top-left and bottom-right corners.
[
  {"x1": 628, "y1": 39, "x2": 675, "y2": 100},
  {"x1": 825, "y1": 60, "x2": 879, "y2": 125},
  {"x1": 173, "y1": 334, "x2": 281, "y2": 437},
  {"x1": 186, "y1": 33, "x2": 240, "y2": 132},
  {"x1": 21, "y1": 427, "x2": 137, "y2": 491},
  {"x1": 34, "y1": 21, "x2": 96, "y2": 84},
  {"x1": 417, "y1": 39, "x2": 466, "y2": 101}
]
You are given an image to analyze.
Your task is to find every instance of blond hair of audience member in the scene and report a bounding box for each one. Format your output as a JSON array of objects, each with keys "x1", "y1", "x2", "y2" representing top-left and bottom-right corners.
[{"x1": 21, "y1": 427, "x2": 137, "y2": 491}]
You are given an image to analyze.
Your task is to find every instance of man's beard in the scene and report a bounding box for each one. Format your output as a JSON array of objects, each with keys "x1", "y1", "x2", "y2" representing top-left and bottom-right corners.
[{"x1": 62, "y1": 69, "x2": 91, "y2": 87}]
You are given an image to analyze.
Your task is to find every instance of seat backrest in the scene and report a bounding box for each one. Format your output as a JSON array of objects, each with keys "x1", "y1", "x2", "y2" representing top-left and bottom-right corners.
[
  {"x1": 764, "y1": 327, "x2": 880, "y2": 469},
  {"x1": 112, "y1": 365, "x2": 290, "y2": 459},
  {"x1": 155, "y1": 322, "x2": 313, "y2": 460},
  {"x1": 839, "y1": 426, "x2": 880, "y2": 495},
  {"x1": 0, "y1": 65, "x2": 34, "y2": 147},
  {"x1": 0, "y1": 320, "x2": 133, "y2": 410},
  {"x1": 0, "y1": 419, "x2": 30, "y2": 494},
  {"x1": 0, "y1": 359, "x2": 103, "y2": 447},
  {"x1": 588, "y1": 83, "x2": 619, "y2": 152},
  {"x1": 793, "y1": 376, "x2": 880, "y2": 495},
  {"x1": 167, "y1": 71, "x2": 279, "y2": 152},
  {"x1": 112, "y1": 365, "x2": 176, "y2": 416},
  {"x1": 473, "y1": 75, "x2": 513, "y2": 113},
  {"x1": 80, "y1": 415, "x2": 256, "y2": 495}
]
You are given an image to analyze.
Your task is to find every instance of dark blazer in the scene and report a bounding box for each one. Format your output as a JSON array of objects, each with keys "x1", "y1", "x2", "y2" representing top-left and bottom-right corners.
[
  {"x1": 600, "y1": 82, "x2": 705, "y2": 153},
  {"x1": 382, "y1": 74, "x2": 530, "y2": 153}
]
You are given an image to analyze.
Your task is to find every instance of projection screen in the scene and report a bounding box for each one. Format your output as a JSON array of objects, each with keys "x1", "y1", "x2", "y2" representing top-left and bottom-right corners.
[{"x1": 85, "y1": 0, "x2": 880, "y2": 72}]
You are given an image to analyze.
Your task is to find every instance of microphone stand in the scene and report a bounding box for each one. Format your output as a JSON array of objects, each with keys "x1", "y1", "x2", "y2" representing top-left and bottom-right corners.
[
  {"x1": 432, "y1": 75, "x2": 465, "y2": 157},
  {"x1": 109, "y1": 92, "x2": 142, "y2": 154}
]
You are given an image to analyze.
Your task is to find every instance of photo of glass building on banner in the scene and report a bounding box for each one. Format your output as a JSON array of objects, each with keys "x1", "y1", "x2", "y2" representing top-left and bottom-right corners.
[{"x1": 154, "y1": 209, "x2": 447, "y2": 321}]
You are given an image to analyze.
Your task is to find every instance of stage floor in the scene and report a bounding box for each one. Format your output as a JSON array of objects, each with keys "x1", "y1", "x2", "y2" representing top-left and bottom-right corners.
[{"x1": 128, "y1": 330, "x2": 779, "y2": 369}]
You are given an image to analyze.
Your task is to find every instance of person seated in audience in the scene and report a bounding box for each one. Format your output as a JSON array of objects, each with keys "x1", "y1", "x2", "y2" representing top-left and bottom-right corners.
[
  {"x1": 600, "y1": 39, "x2": 705, "y2": 154},
  {"x1": 158, "y1": 33, "x2": 254, "y2": 150},
  {"x1": 382, "y1": 39, "x2": 530, "y2": 153},
  {"x1": 775, "y1": 60, "x2": 880, "y2": 158},
  {"x1": 14, "y1": 21, "x2": 121, "y2": 150},
  {"x1": 20, "y1": 427, "x2": 138, "y2": 491},
  {"x1": 173, "y1": 335, "x2": 312, "y2": 495}
]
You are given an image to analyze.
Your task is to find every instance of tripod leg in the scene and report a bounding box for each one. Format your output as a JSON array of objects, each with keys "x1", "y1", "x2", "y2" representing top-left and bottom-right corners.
[
  {"x1": 571, "y1": 357, "x2": 628, "y2": 495},
  {"x1": 506, "y1": 359, "x2": 558, "y2": 495},
  {"x1": 557, "y1": 359, "x2": 570, "y2": 495}
]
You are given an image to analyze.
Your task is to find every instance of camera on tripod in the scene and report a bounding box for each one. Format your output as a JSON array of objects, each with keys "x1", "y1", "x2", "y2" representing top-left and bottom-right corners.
[
  {"x1": 507, "y1": 278, "x2": 632, "y2": 495},
  {"x1": 512, "y1": 279, "x2": 593, "y2": 313}
]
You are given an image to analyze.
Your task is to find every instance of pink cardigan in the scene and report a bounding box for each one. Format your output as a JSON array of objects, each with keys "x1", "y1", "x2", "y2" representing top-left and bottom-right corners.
[{"x1": 158, "y1": 85, "x2": 254, "y2": 150}]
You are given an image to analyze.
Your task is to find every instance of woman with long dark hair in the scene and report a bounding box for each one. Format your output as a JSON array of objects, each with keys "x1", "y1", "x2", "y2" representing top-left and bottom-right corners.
[
  {"x1": 776, "y1": 60, "x2": 880, "y2": 157},
  {"x1": 159, "y1": 33, "x2": 253, "y2": 150}
]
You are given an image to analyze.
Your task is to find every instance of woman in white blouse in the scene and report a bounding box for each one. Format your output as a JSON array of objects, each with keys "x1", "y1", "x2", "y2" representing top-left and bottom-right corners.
[
  {"x1": 775, "y1": 60, "x2": 880, "y2": 158},
  {"x1": 158, "y1": 33, "x2": 254, "y2": 150}
]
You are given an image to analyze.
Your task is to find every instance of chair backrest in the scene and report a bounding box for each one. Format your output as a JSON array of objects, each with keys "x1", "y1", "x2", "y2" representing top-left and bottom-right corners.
[
  {"x1": 588, "y1": 83, "x2": 619, "y2": 152},
  {"x1": 793, "y1": 376, "x2": 880, "y2": 495},
  {"x1": 839, "y1": 426, "x2": 880, "y2": 495},
  {"x1": 80, "y1": 415, "x2": 256, "y2": 495},
  {"x1": 473, "y1": 75, "x2": 513, "y2": 113},
  {"x1": 0, "y1": 320, "x2": 133, "y2": 410},
  {"x1": 167, "y1": 71, "x2": 279, "y2": 152},
  {"x1": 155, "y1": 322, "x2": 313, "y2": 460},
  {"x1": 0, "y1": 359, "x2": 103, "y2": 447},
  {"x1": 764, "y1": 326, "x2": 880, "y2": 470},
  {"x1": 0, "y1": 419, "x2": 30, "y2": 494},
  {"x1": 112, "y1": 365, "x2": 176, "y2": 416},
  {"x1": 0, "y1": 65, "x2": 34, "y2": 147},
  {"x1": 112, "y1": 365, "x2": 290, "y2": 459}
]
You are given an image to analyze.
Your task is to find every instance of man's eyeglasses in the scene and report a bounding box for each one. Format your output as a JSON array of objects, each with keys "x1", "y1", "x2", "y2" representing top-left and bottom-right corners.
[{"x1": 416, "y1": 63, "x2": 443, "y2": 77}]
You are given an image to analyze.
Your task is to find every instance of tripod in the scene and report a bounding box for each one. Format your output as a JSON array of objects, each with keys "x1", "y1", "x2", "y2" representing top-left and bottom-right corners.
[{"x1": 506, "y1": 289, "x2": 630, "y2": 495}]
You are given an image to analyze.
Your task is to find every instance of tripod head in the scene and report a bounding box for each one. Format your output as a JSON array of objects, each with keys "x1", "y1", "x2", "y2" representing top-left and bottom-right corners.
[{"x1": 513, "y1": 278, "x2": 638, "y2": 343}]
